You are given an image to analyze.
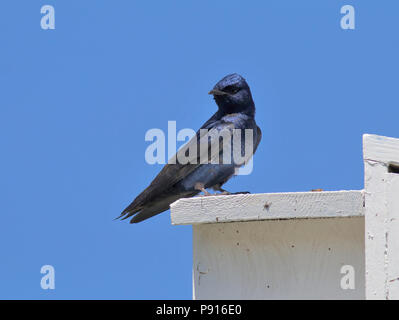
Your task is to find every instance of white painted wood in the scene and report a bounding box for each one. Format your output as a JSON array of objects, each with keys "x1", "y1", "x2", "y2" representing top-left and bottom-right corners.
[
  {"x1": 169, "y1": 133, "x2": 399, "y2": 300},
  {"x1": 193, "y1": 217, "x2": 364, "y2": 299},
  {"x1": 171, "y1": 190, "x2": 364, "y2": 225},
  {"x1": 171, "y1": 190, "x2": 365, "y2": 299},
  {"x1": 364, "y1": 134, "x2": 399, "y2": 300},
  {"x1": 386, "y1": 173, "x2": 399, "y2": 297},
  {"x1": 363, "y1": 134, "x2": 399, "y2": 164}
]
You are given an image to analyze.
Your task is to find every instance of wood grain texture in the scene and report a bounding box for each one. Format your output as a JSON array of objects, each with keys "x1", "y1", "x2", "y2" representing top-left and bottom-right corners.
[
  {"x1": 363, "y1": 134, "x2": 399, "y2": 164},
  {"x1": 170, "y1": 190, "x2": 364, "y2": 225},
  {"x1": 364, "y1": 134, "x2": 399, "y2": 299},
  {"x1": 193, "y1": 217, "x2": 365, "y2": 299}
]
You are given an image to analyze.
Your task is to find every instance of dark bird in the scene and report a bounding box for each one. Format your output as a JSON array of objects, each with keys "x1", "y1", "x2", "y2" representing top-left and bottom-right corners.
[{"x1": 118, "y1": 73, "x2": 262, "y2": 223}]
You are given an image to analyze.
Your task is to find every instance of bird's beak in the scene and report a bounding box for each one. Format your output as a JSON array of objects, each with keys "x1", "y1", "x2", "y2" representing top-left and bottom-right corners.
[{"x1": 208, "y1": 89, "x2": 227, "y2": 96}]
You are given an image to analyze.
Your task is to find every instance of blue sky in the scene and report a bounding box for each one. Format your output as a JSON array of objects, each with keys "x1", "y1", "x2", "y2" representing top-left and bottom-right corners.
[{"x1": 0, "y1": 1, "x2": 398, "y2": 299}]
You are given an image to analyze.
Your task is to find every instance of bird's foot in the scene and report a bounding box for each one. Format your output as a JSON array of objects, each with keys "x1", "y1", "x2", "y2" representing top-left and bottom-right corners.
[
  {"x1": 201, "y1": 188, "x2": 213, "y2": 196},
  {"x1": 195, "y1": 182, "x2": 214, "y2": 196},
  {"x1": 212, "y1": 185, "x2": 231, "y2": 196},
  {"x1": 213, "y1": 186, "x2": 251, "y2": 195}
]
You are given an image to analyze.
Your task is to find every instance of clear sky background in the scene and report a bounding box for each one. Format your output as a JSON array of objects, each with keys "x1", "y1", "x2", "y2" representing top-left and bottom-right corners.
[{"x1": 1, "y1": 1, "x2": 398, "y2": 299}]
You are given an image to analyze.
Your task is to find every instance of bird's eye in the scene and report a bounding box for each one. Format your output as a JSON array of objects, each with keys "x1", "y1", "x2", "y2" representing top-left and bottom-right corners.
[{"x1": 224, "y1": 86, "x2": 240, "y2": 94}]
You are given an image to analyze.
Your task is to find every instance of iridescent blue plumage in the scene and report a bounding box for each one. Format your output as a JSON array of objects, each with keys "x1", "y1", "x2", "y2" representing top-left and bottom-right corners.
[{"x1": 119, "y1": 74, "x2": 262, "y2": 223}]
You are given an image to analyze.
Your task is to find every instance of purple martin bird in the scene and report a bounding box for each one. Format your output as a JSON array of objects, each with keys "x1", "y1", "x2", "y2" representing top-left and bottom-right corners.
[{"x1": 118, "y1": 73, "x2": 262, "y2": 223}]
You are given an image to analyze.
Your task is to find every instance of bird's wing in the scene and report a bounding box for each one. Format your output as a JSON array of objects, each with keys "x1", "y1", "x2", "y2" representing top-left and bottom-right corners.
[{"x1": 120, "y1": 119, "x2": 236, "y2": 214}]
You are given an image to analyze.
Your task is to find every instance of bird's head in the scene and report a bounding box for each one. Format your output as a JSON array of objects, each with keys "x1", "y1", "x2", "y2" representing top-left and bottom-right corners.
[{"x1": 209, "y1": 73, "x2": 255, "y2": 116}]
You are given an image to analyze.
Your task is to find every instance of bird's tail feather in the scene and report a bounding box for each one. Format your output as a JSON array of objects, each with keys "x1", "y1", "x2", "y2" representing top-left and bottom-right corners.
[
  {"x1": 114, "y1": 204, "x2": 141, "y2": 221},
  {"x1": 129, "y1": 202, "x2": 170, "y2": 223},
  {"x1": 118, "y1": 191, "x2": 198, "y2": 223}
]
